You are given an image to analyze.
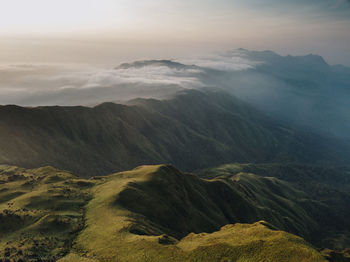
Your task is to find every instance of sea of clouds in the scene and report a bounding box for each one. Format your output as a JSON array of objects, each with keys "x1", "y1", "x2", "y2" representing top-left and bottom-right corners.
[{"x1": 0, "y1": 50, "x2": 259, "y2": 106}]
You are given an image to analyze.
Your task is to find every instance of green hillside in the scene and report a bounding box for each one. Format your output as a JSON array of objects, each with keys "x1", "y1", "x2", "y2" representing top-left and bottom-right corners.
[
  {"x1": 197, "y1": 163, "x2": 350, "y2": 249},
  {"x1": 1, "y1": 164, "x2": 345, "y2": 261},
  {"x1": 65, "y1": 164, "x2": 326, "y2": 262},
  {"x1": 1, "y1": 90, "x2": 349, "y2": 177}
]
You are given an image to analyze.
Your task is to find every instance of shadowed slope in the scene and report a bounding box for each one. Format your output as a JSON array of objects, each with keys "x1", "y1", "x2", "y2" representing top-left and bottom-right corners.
[
  {"x1": 197, "y1": 163, "x2": 350, "y2": 250},
  {"x1": 114, "y1": 165, "x2": 318, "y2": 240},
  {"x1": 1, "y1": 90, "x2": 350, "y2": 177}
]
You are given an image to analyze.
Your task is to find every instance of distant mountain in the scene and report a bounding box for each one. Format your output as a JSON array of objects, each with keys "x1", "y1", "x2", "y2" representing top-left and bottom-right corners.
[
  {"x1": 206, "y1": 49, "x2": 350, "y2": 139},
  {"x1": 1, "y1": 50, "x2": 348, "y2": 139},
  {"x1": 0, "y1": 164, "x2": 340, "y2": 261},
  {"x1": 0, "y1": 90, "x2": 349, "y2": 177},
  {"x1": 116, "y1": 59, "x2": 198, "y2": 70},
  {"x1": 114, "y1": 50, "x2": 350, "y2": 139}
]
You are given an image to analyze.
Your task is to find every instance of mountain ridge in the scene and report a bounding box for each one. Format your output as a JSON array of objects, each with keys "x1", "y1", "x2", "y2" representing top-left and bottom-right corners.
[
  {"x1": 3, "y1": 163, "x2": 350, "y2": 261},
  {"x1": 1, "y1": 90, "x2": 350, "y2": 177},
  {"x1": 0, "y1": 163, "x2": 336, "y2": 261}
]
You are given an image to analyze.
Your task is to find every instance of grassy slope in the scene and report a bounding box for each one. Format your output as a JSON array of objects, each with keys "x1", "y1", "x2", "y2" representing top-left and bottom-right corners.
[
  {"x1": 0, "y1": 164, "x2": 329, "y2": 261},
  {"x1": 65, "y1": 165, "x2": 325, "y2": 262},
  {"x1": 0, "y1": 165, "x2": 95, "y2": 260}
]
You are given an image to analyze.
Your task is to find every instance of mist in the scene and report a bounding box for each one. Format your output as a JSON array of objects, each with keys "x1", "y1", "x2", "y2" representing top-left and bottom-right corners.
[{"x1": 1, "y1": 48, "x2": 349, "y2": 139}]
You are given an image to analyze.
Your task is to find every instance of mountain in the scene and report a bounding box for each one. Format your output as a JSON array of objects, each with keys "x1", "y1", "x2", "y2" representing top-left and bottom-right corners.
[
  {"x1": 205, "y1": 49, "x2": 350, "y2": 139},
  {"x1": 116, "y1": 59, "x2": 198, "y2": 70},
  {"x1": 111, "y1": 51, "x2": 350, "y2": 139},
  {"x1": 197, "y1": 163, "x2": 350, "y2": 249},
  {"x1": 1, "y1": 90, "x2": 350, "y2": 177},
  {"x1": 0, "y1": 164, "x2": 336, "y2": 261},
  {"x1": 1, "y1": 49, "x2": 349, "y2": 139}
]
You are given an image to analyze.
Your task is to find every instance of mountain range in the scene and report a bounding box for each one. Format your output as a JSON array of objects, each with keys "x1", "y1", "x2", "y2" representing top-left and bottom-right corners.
[
  {"x1": 209, "y1": 49, "x2": 350, "y2": 139},
  {"x1": 1, "y1": 90, "x2": 350, "y2": 177},
  {"x1": 0, "y1": 49, "x2": 350, "y2": 261},
  {"x1": 116, "y1": 49, "x2": 350, "y2": 139}
]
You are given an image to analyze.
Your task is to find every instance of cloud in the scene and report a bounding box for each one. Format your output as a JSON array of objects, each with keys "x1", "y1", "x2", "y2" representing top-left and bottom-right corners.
[
  {"x1": 86, "y1": 65, "x2": 203, "y2": 88},
  {"x1": 9, "y1": 48, "x2": 342, "y2": 107},
  {"x1": 0, "y1": 50, "x2": 271, "y2": 106},
  {"x1": 0, "y1": 61, "x2": 206, "y2": 106},
  {"x1": 179, "y1": 50, "x2": 262, "y2": 71}
]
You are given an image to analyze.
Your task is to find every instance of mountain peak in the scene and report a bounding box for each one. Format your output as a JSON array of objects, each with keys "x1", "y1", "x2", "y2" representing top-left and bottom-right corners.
[
  {"x1": 116, "y1": 60, "x2": 190, "y2": 70},
  {"x1": 232, "y1": 49, "x2": 329, "y2": 68}
]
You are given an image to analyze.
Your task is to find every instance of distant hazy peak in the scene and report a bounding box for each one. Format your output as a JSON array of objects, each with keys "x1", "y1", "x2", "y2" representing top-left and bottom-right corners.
[
  {"x1": 286, "y1": 54, "x2": 329, "y2": 66},
  {"x1": 230, "y1": 48, "x2": 329, "y2": 68},
  {"x1": 115, "y1": 59, "x2": 196, "y2": 70},
  {"x1": 331, "y1": 63, "x2": 350, "y2": 72},
  {"x1": 227, "y1": 48, "x2": 281, "y2": 60},
  {"x1": 113, "y1": 49, "x2": 334, "y2": 77}
]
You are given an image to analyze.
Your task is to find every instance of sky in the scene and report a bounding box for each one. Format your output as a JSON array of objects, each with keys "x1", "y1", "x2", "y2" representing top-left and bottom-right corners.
[{"x1": 0, "y1": 0, "x2": 349, "y2": 65}]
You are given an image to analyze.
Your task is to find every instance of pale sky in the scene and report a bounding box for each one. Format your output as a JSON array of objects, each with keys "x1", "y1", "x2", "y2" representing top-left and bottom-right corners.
[{"x1": 0, "y1": 0, "x2": 350, "y2": 65}]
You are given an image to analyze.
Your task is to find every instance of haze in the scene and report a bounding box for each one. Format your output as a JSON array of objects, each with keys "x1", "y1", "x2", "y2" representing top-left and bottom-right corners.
[{"x1": 0, "y1": 0, "x2": 350, "y2": 65}]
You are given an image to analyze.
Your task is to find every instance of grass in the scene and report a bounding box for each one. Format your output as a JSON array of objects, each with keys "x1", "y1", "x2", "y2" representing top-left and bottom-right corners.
[
  {"x1": 0, "y1": 164, "x2": 335, "y2": 261},
  {"x1": 0, "y1": 165, "x2": 95, "y2": 260},
  {"x1": 63, "y1": 165, "x2": 326, "y2": 262},
  {"x1": 179, "y1": 221, "x2": 325, "y2": 262}
]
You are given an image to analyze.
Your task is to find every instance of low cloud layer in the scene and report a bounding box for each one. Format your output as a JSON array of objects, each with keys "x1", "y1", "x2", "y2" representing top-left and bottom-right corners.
[
  {"x1": 0, "y1": 48, "x2": 349, "y2": 110},
  {"x1": 0, "y1": 62, "x2": 207, "y2": 106},
  {"x1": 180, "y1": 50, "x2": 261, "y2": 71},
  {"x1": 0, "y1": 49, "x2": 262, "y2": 106}
]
